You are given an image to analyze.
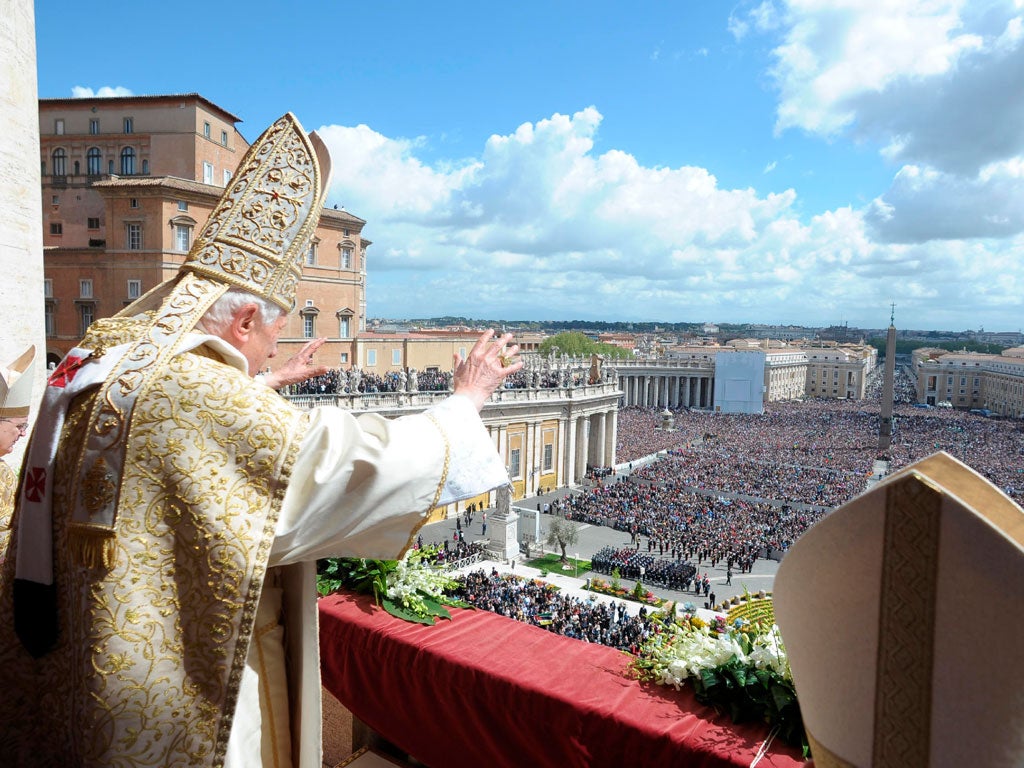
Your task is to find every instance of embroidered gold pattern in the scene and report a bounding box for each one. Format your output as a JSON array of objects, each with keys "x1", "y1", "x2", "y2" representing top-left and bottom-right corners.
[
  {"x1": 0, "y1": 354, "x2": 307, "y2": 766},
  {"x1": 70, "y1": 113, "x2": 326, "y2": 546},
  {"x1": 807, "y1": 730, "x2": 857, "y2": 768},
  {"x1": 0, "y1": 460, "x2": 16, "y2": 533},
  {"x1": 185, "y1": 114, "x2": 324, "y2": 312},
  {"x1": 872, "y1": 472, "x2": 941, "y2": 767},
  {"x1": 83, "y1": 457, "x2": 116, "y2": 517}
]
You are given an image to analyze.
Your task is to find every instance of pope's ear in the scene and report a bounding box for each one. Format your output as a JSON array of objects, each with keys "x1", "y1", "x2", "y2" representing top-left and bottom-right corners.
[{"x1": 228, "y1": 303, "x2": 262, "y2": 343}]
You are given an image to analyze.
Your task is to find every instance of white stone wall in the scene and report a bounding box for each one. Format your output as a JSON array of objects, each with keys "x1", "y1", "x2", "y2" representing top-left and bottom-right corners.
[{"x1": 0, "y1": 0, "x2": 46, "y2": 464}]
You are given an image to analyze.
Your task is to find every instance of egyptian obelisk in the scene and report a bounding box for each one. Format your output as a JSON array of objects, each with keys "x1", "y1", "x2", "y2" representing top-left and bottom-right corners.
[{"x1": 878, "y1": 305, "x2": 896, "y2": 451}]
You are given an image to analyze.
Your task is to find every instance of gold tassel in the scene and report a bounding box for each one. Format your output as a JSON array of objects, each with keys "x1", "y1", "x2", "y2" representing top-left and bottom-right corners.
[{"x1": 69, "y1": 526, "x2": 117, "y2": 570}]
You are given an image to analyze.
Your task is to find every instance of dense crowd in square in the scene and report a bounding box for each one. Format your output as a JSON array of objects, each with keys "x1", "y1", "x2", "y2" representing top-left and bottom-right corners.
[{"x1": 451, "y1": 569, "x2": 659, "y2": 653}]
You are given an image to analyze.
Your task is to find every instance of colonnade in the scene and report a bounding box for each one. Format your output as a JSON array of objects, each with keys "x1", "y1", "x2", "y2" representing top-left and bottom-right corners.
[
  {"x1": 486, "y1": 408, "x2": 617, "y2": 490},
  {"x1": 617, "y1": 373, "x2": 714, "y2": 409}
]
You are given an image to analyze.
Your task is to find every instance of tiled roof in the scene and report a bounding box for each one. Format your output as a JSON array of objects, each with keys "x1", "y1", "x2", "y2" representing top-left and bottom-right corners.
[{"x1": 39, "y1": 93, "x2": 242, "y2": 123}]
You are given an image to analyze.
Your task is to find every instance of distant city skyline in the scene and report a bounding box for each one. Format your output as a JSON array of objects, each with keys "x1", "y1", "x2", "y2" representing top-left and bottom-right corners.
[
  {"x1": 368, "y1": 316, "x2": 1023, "y2": 338},
  {"x1": 34, "y1": 1, "x2": 1024, "y2": 331}
]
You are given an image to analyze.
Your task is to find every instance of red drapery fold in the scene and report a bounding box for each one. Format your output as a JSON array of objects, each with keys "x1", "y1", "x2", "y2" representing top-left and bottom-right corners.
[{"x1": 319, "y1": 593, "x2": 805, "y2": 768}]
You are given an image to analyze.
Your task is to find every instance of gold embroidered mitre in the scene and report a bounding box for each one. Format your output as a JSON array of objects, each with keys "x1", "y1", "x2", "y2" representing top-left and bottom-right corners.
[
  {"x1": 62, "y1": 113, "x2": 330, "y2": 563},
  {"x1": 181, "y1": 112, "x2": 329, "y2": 311},
  {"x1": 0, "y1": 346, "x2": 36, "y2": 419}
]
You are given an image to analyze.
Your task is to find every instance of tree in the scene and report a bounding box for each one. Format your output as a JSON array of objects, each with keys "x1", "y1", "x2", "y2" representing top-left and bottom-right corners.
[
  {"x1": 538, "y1": 331, "x2": 632, "y2": 359},
  {"x1": 544, "y1": 517, "x2": 580, "y2": 564}
]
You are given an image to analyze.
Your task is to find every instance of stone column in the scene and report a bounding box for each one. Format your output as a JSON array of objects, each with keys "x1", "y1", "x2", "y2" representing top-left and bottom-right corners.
[
  {"x1": 642, "y1": 376, "x2": 649, "y2": 408},
  {"x1": 565, "y1": 416, "x2": 577, "y2": 486},
  {"x1": 594, "y1": 412, "x2": 607, "y2": 467},
  {"x1": 605, "y1": 409, "x2": 617, "y2": 468},
  {"x1": 576, "y1": 417, "x2": 589, "y2": 482},
  {"x1": 1, "y1": 1, "x2": 46, "y2": 467},
  {"x1": 557, "y1": 416, "x2": 568, "y2": 488},
  {"x1": 524, "y1": 420, "x2": 535, "y2": 496}
]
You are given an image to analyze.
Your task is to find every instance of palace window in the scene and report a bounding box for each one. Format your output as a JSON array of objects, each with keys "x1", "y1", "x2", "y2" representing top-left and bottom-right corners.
[
  {"x1": 174, "y1": 224, "x2": 191, "y2": 252},
  {"x1": 79, "y1": 304, "x2": 94, "y2": 336},
  {"x1": 509, "y1": 448, "x2": 522, "y2": 479},
  {"x1": 87, "y1": 147, "x2": 102, "y2": 175},
  {"x1": 126, "y1": 223, "x2": 142, "y2": 250},
  {"x1": 120, "y1": 147, "x2": 136, "y2": 175},
  {"x1": 52, "y1": 148, "x2": 67, "y2": 176}
]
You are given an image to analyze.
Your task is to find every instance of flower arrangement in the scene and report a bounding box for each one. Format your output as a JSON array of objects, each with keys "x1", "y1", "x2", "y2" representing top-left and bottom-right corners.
[
  {"x1": 589, "y1": 577, "x2": 664, "y2": 607},
  {"x1": 632, "y1": 609, "x2": 806, "y2": 750},
  {"x1": 725, "y1": 593, "x2": 776, "y2": 626},
  {"x1": 317, "y1": 546, "x2": 465, "y2": 625}
]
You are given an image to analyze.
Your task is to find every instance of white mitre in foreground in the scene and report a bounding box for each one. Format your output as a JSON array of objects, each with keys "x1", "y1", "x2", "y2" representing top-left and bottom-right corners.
[{"x1": 775, "y1": 451, "x2": 1024, "y2": 768}]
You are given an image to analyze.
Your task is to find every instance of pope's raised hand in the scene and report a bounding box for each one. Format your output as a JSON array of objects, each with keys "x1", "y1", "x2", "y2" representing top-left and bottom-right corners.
[{"x1": 453, "y1": 330, "x2": 523, "y2": 411}]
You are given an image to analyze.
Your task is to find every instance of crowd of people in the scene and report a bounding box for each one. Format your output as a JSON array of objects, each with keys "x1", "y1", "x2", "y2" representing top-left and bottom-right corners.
[
  {"x1": 287, "y1": 362, "x2": 612, "y2": 396},
  {"x1": 451, "y1": 569, "x2": 659, "y2": 653},
  {"x1": 558, "y1": 478, "x2": 814, "y2": 575},
  {"x1": 615, "y1": 388, "x2": 1023, "y2": 505}
]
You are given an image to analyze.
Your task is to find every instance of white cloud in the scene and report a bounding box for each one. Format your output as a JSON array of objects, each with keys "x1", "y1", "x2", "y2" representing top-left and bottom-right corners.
[
  {"x1": 866, "y1": 160, "x2": 1024, "y2": 241},
  {"x1": 319, "y1": 107, "x2": 1023, "y2": 328},
  {"x1": 764, "y1": 1, "x2": 1024, "y2": 175},
  {"x1": 764, "y1": 160, "x2": 778, "y2": 173},
  {"x1": 70, "y1": 86, "x2": 134, "y2": 98},
  {"x1": 730, "y1": 1, "x2": 783, "y2": 40}
]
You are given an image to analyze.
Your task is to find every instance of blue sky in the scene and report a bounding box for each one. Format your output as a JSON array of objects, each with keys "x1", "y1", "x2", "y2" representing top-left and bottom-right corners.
[{"x1": 34, "y1": 1, "x2": 1024, "y2": 331}]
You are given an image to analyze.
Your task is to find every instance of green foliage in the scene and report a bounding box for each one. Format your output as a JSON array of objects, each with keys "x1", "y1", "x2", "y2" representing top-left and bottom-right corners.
[
  {"x1": 544, "y1": 517, "x2": 581, "y2": 561},
  {"x1": 611, "y1": 567, "x2": 621, "y2": 590},
  {"x1": 538, "y1": 331, "x2": 632, "y2": 359},
  {"x1": 689, "y1": 654, "x2": 805, "y2": 751},
  {"x1": 316, "y1": 556, "x2": 393, "y2": 599},
  {"x1": 316, "y1": 547, "x2": 461, "y2": 625},
  {"x1": 633, "y1": 580, "x2": 646, "y2": 599},
  {"x1": 866, "y1": 337, "x2": 1008, "y2": 356},
  {"x1": 525, "y1": 552, "x2": 591, "y2": 572}
]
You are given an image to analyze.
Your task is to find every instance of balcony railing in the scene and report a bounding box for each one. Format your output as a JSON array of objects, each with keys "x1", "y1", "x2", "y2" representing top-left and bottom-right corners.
[{"x1": 282, "y1": 381, "x2": 621, "y2": 411}]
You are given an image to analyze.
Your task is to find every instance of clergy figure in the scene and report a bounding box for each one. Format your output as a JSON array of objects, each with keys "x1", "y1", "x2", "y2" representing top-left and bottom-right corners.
[
  {"x1": 0, "y1": 114, "x2": 522, "y2": 767},
  {"x1": 0, "y1": 346, "x2": 35, "y2": 544}
]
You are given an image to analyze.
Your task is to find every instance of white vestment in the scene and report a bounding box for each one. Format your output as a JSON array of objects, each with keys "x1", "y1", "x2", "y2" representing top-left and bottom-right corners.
[{"x1": 206, "y1": 343, "x2": 508, "y2": 768}]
